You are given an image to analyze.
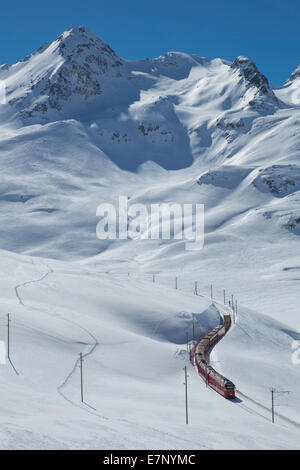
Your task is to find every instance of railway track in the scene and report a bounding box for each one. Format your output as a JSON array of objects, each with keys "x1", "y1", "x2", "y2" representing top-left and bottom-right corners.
[
  {"x1": 194, "y1": 300, "x2": 300, "y2": 431},
  {"x1": 235, "y1": 390, "x2": 300, "y2": 430}
]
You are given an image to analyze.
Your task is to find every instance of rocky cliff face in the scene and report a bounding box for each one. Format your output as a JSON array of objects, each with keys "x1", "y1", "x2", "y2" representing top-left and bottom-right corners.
[
  {"x1": 231, "y1": 56, "x2": 278, "y2": 109},
  {"x1": 4, "y1": 26, "x2": 125, "y2": 118}
]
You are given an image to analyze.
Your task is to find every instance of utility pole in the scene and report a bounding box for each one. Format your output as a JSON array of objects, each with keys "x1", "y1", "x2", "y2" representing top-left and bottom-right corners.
[
  {"x1": 7, "y1": 313, "x2": 10, "y2": 360},
  {"x1": 271, "y1": 388, "x2": 275, "y2": 423},
  {"x1": 235, "y1": 300, "x2": 238, "y2": 317},
  {"x1": 184, "y1": 366, "x2": 188, "y2": 424},
  {"x1": 223, "y1": 289, "x2": 226, "y2": 305},
  {"x1": 231, "y1": 294, "x2": 234, "y2": 310},
  {"x1": 192, "y1": 319, "x2": 195, "y2": 343},
  {"x1": 210, "y1": 284, "x2": 213, "y2": 300},
  {"x1": 175, "y1": 277, "x2": 178, "y2": 290},
  {"x1": 153, "y1": 273, "x2": 155, "y2": 283},
  {"x1": 80, "y1": 352, "x2": 84, "y2": 403},
  {"x1": 186, "y1": 331, "x2": 189, "y2": 352},
  {"x1": 270, "y1": 388, "x2": 289, "y2": 423},
  {"x1": 194, "y1": 281, "x2": 198, "y2": 296}
]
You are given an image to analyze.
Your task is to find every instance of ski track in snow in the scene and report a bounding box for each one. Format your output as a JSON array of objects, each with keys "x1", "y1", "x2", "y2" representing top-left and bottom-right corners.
[
  {"x1": 13, "y1": 261, "x2": 102, "y2": 418},
  {"x1": 56, "y1": 319, "x2": 101, "y2": 416},
  {"x1": 15, "y1": 268, "x2": 53, "y2": 306}
]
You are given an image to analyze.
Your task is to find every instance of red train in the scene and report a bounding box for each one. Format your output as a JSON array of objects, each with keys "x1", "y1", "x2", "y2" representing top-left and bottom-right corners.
[{"x1": 190, "y1": 315, "x2": 235, "y2": 399}]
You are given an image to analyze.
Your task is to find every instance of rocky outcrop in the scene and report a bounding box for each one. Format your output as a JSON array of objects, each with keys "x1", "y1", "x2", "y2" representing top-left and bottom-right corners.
[
  {"x1": 10, "y1": 26, "x2": 124, "y2": 117},
  {"x1": 231, "y1": 56, "x2": 278, "y2": 109},
  {"x1": 252, "y1": 165, "x2": 300, "y2": 197}
]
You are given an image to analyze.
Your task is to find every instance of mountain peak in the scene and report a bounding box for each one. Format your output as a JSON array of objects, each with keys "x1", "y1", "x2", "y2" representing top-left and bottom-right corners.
[
  {"x1": 231, "y1": 56, "x2": 269, "y2": 92},
  {"x1": 5, "y1": 26, "x2": 124, "y2": 119},
  {"x1": 55, "y1": 26, "x2": 121, "y2": 61},
  {"x1": 62, "y1": 25, "x2": 94, "y2": 38},
  {"x1": 231, "y1": 55, "x2": 277, "y2": 109},
  {"x1": 288, "y1": 64, "x2": 300, "y2": 81}
]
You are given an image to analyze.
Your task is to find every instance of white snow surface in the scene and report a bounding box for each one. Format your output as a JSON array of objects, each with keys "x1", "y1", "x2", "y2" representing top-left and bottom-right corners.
[
  {"x1": 0, "y1": 26, "x2": 299, "y2": 449},
  {"x1": 0, "y1": 250, "x2": 299, "y2": 450}
]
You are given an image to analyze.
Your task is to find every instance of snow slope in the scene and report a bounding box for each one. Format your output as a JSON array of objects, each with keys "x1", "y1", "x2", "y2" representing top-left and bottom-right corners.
[
  {"x1": 0, "y1": 26, "x2": 299, "y2": 449},
  {"x1": 0, "y1": 250, "x2": 299, "y2": 450}
]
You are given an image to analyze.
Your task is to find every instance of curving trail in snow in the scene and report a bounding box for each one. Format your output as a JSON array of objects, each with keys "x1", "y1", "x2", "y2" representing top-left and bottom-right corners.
[
  {"x1": 56, "y1": 318, "x2": 99, "y2": 412},
  {"x1": 13, "y1": 261, "x2": 101, "y2": 415},
  {"x1": 15, "y1": 268, "x2": 53, "y2": 306}
]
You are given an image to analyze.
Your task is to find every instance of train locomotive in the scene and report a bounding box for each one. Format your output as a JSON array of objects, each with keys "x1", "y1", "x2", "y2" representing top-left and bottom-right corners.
[{"x1": 190, "y1": 315, "x2": 235, "y2": 399}]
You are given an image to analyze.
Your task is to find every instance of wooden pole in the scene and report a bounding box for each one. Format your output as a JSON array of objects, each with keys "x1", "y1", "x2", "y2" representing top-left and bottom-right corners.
[
  {"x1": 7, "y1": 313, "x2": 10, "y2": 360},
  {"x1": 270, "y1": 388, "x2": 289, "y2": 423},
  {"x1": 80, "y1": 352, "x2": 84, "y2": 403},
  {"x1": 184, "y1": 366, "x2": 188, "y2": 424},
  {"x1": 271, "y1": 388, "x2": 274, "y2": 423}
]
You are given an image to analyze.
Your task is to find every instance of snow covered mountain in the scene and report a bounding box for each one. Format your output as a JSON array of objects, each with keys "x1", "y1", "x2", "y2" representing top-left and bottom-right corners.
[
  {"x1": 2, "y1": 27, "x2": 278, "y2": 121},
  {"x1": 0, "y1": 26, "x2": 299, "y2": 449},
  {"x1": 0, "y1": 27, "x2": 299, "y2": 311},
  {"x1": 0, "y1": 26, "x2": 299, "y2": 257}
]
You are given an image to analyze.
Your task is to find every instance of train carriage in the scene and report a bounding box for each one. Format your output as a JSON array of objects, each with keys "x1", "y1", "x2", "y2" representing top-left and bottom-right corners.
[{"x1": 190, "y1": 315, "x2": 235, "y2": 399}]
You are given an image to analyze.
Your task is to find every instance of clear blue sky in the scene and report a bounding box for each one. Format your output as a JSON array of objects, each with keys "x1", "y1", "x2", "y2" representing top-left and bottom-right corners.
[{"x1": 1, "y1": 0, "x2": 299, "y2": 86}]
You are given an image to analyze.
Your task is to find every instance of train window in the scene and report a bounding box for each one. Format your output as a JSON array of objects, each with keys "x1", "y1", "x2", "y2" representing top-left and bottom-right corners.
[{"x1": 226, "y1": 383, "x2": 234, "y2": 390}]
